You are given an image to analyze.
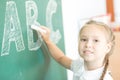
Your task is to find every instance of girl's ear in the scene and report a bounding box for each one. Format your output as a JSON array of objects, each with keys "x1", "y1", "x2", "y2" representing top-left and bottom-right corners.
[{"x1": 106, "y1": 42, "x2": 112, "y2": 53}]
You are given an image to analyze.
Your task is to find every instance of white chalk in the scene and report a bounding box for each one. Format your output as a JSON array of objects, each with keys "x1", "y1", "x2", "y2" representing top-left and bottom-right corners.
[{"x1": 31, "y1": 24, "x2": 46, "y2": 33}]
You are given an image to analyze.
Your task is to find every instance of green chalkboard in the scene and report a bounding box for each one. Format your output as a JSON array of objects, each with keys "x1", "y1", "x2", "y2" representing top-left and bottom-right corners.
[{"x1": 0, "y1": 0, "x2": 67, "y2": 80}]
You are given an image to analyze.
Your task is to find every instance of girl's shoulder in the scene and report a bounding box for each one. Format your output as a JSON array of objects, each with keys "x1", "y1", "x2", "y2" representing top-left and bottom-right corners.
[
  {"x1": 104, "y1": 71, "x2": 113, "y2": 80},
  {"x1": 70, "y1": 58, "x2": 84, "y2": 72}
]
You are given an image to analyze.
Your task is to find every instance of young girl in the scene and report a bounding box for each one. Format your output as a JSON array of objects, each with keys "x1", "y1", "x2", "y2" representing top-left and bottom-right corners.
[{"x1": 36, "y1": 20, "x2": 115, "y2": 80}]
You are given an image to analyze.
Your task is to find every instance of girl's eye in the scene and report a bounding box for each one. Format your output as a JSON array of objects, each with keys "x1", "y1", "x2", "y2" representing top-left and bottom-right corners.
[
  {"x1": 81, "y1": 39, "x2": 87, "y2": 42},
  {"x1": 94, "y1": 39, "x2": 99, "y2": 42}
]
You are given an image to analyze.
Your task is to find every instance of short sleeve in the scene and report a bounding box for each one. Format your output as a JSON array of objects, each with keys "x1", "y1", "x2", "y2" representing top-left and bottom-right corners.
[
  {"x1": 70, "y1": 58, "x2": 85, "y2": 79},
  {"x1": 70, "y1": 58, "x2": 83, "y2": 72}
]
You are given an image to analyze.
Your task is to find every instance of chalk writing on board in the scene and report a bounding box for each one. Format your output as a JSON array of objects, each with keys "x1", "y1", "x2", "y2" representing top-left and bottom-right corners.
[
  {"x1": 1, "y1": 1, "x2": 25, "y2": 56},
  {"x1": 1, "y1": 0, "x2": 61, "y2": 56},
  {"x1": 46, "y1": 0, "x2": 61, "y2": 44}
]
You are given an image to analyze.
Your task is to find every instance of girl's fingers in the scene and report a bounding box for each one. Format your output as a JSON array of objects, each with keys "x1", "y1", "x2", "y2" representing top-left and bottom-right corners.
[{"x1": 40, "y1": 26, "x2": 50, "y2": 35}]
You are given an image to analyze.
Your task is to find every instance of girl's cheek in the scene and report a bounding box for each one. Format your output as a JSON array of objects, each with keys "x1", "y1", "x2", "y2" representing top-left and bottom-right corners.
[{"x1": 80, "y1": 43, "x2": 85, "y2": 48}]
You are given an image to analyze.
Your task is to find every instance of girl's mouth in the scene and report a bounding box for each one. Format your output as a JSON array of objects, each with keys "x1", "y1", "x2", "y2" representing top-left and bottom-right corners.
[{"x1": 83, "y1": 50, "x2": 93, "y2": 55}]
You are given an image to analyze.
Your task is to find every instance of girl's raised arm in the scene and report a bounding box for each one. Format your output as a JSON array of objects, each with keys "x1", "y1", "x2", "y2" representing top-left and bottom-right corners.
[{"x1": 33, "y1": 26, "x2": 72, "y2": 69}]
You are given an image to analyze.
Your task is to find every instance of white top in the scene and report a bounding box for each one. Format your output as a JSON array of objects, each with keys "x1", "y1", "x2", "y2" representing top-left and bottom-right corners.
[{"x1": 70, "y1": 58, "x2": 113, "y2": 80}]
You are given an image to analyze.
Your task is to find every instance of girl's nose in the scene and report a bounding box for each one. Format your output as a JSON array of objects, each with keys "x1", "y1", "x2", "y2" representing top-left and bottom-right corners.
[{"x1": 85, "y1": 41, "x2": 92, "y2": 48}]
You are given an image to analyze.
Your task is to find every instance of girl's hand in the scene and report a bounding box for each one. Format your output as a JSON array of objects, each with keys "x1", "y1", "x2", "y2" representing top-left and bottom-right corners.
[{"x1": 38, "y1": 26, "x2": 51, "y2": 43}]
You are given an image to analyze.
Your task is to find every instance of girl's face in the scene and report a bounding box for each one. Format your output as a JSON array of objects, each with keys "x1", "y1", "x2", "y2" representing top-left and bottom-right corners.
[{"x1": 79, "y1": 24, "x2": 111, "y2": 63}]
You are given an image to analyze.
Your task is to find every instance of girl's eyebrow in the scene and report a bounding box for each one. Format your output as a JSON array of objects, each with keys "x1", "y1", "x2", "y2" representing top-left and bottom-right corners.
[{"x1": 80, "y1": 35, "x2": 87, "y2": 38}]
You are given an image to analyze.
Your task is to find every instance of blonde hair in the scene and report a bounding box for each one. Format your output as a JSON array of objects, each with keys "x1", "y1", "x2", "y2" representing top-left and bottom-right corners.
[{"x1": 78, "y1": 20, "x2": 115, "y2": 80}]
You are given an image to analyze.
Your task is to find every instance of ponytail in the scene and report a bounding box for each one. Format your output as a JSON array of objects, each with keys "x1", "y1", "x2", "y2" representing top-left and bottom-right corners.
[{"x1": 100, "y1": 55, "x2": 109, "y2": 80}]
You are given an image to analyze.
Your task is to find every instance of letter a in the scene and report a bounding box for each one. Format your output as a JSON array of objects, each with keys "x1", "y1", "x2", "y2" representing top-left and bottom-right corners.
[{"x1": 1, "y1": 1, "x2": 25, "y2": 56}]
